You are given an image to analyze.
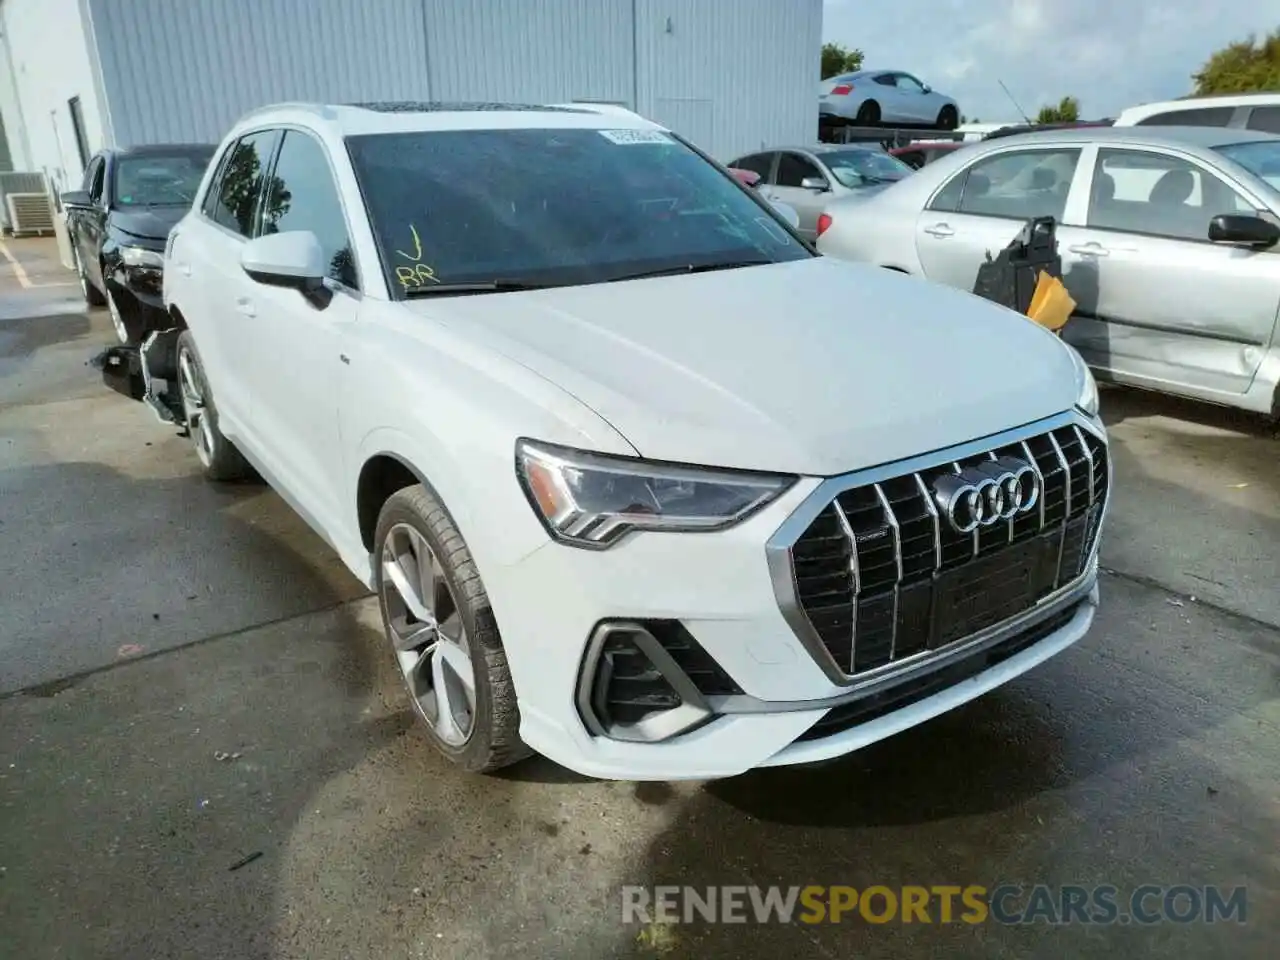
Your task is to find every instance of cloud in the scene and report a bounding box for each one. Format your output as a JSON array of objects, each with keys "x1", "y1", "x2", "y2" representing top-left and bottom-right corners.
[{"x1": 823, "y1": 0, "x2": 1280, "y2": 121}]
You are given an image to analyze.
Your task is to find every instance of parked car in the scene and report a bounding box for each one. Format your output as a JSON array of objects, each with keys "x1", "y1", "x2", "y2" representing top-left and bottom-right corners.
[
  {"x1": 1114, "y1": 93, "x2": 1280, "y2": 133},
  {"x1": 819, "y1": 70, "x2": 960, "y2": 129},
  {"x1": 727, "y1": 144, "x2": 914, "y2": 239},
  {"x1": 816, "y1": 126, "x2": 1280, "y2": 417},
  {"x1": 889, "y1": 140, "x2": 967, "y2": 170},
  {"x1": 115, "y1": 101, "x2": 1105, "y2": 781},
  {"x1": 62, "y1": 144, "x2": 216, "y2": 343}
]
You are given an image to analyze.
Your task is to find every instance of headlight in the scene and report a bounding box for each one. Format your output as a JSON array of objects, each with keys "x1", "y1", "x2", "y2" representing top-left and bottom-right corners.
[
  {"x1": 121, "y1": 245, "x2": 164, "y2": 269},
  {"x1": 516, "y1": 440, "x2": 796, "y2": 549},
  {"x1": 1067, "y1": 345, "x2": 1100, "y2": 416}
]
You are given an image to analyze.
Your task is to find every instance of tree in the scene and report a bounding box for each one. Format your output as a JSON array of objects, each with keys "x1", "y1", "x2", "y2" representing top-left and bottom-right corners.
[
  {"x1": 1192, "y1": 29, "x2": 1280, "y2": 95},
  {"x1": 821, "y1": 42, "x2": 864, "y2": 79},
  {"x1": 1036, "y1": 96, "x2": 1080, "y2": 124}
]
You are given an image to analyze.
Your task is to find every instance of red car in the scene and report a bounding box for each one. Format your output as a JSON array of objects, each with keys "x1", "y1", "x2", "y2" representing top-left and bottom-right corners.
[{"x1": 888, "y1": 141, "x2": 966, "y2": 170}]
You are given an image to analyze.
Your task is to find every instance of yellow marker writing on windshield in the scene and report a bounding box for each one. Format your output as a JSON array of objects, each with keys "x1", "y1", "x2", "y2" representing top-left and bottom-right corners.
[
  {"x1": 396, "y1": 224, "x2": 424, "y2": 262},
  {"x1": 396, "y1": 262, "x2": 439, "y2": 288}
]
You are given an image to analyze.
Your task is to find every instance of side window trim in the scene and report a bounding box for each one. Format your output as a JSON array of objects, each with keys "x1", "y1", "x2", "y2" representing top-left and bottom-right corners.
[{"x1": 264, "y1": 125, "x2": 363, "y2": 293}]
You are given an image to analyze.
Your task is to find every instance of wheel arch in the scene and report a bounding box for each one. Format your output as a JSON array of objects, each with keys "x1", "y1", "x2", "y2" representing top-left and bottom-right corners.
[
  {"x1": 350, "y1": 427, "x2": 550, "y2": 575},
  {"x1": 356, "y1": 451, "x2": 429, "y2": 551}
]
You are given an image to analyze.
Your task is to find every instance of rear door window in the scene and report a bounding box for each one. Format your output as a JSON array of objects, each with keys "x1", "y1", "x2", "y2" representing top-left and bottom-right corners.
[
  {"x1": 730, "y1": 152, "x2": 775, "y2": 181},
  {"x1": 931, "y1": 148, "x2": 1081, "y2": 221}
]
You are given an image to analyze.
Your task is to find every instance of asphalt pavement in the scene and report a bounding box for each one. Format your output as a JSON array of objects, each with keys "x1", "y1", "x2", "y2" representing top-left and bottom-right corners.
[{"x1": 0, "y1": 237, "x2": 1276, "y2": 958}]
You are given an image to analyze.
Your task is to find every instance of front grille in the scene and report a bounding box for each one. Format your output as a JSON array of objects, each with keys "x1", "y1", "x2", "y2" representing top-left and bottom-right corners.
[
  {"x1": 796, "y1": 602, "x2": 1080, "y2": 741},
  {"x1": 788, "y1": 423, "x2": 1107, "y2": 678}
]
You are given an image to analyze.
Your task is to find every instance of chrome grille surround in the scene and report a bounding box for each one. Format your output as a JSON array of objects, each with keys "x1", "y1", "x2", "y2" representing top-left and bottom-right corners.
[{"x1": 765, "y1": 411, "x2": 1110, "y2": 688}]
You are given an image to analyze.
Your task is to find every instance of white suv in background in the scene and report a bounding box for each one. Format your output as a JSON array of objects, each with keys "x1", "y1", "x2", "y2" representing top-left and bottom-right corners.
[{"x1": 157, "y1": 101, "x2": 1108, "y2": 780}]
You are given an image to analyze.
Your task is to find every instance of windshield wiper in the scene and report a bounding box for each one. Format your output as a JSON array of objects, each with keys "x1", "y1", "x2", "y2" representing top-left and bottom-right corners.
[
  {"x1": 402, "y1": 280, "x2": 555, "y2": 298},
  {"x1": 605, "y1": 259, "x2": 773, "y2": 283}
]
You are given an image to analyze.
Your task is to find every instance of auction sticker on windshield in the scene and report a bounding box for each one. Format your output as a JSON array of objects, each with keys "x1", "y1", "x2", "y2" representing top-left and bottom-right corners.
[{"x1": 598, "y1": 129, "x2": 671, "y2": 145}]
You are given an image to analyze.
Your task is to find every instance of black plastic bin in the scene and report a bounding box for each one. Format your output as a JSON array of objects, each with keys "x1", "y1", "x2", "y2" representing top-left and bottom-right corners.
[{"x1": 972, "y1": 216, "x2": 1062, "y2": 314}]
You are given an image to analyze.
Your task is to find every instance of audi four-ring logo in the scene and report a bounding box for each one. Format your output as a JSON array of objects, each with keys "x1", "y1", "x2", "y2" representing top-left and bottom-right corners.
[{"x1": 930, "y1": 456, "x2": 1041, "y2": 534}]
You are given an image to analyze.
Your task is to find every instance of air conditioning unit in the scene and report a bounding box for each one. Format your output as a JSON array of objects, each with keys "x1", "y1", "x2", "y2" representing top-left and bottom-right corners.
[
  {"x1": 0, "y1": 171, "x2": 47, "y2": 229},
  {"x1": 7, "y1": 191, "x2": 54, "y2": 236}
]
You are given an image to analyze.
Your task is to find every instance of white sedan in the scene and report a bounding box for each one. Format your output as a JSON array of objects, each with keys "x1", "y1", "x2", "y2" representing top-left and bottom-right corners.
[
  {"x1": 820, "y1": 70, "x2": 960, "y2": 129},
  {"x1": 146, "y1": 101, "x2": 1105, "y2": 780}
]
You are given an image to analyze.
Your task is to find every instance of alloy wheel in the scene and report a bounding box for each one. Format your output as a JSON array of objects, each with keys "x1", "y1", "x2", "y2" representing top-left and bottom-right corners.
[
  {"x1": 379, "y1": 522, "x2": 476, "y2": 746},
  {"x1": 176, "y1": 346, "x2": 214, "y2": 468}
]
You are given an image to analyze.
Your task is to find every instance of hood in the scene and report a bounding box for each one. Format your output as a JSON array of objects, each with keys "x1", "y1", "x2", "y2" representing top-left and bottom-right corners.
[
  {"x1": 109, "y1": 206, "x2": 185, "y2": 243},
  {"x1": 407, "y1": 258, "x2": 1079, "y2": 476}
]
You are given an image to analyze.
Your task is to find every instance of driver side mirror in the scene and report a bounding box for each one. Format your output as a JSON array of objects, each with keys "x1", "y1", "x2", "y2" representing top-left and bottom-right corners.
[
  {"x1": 241, "y1": 230, "x2": 333, "y2": 308},
  {"x1": 799, "y1": 176, "x2": 829, "y2": 193},
  {"x1": 61, "y1": 189, "x2": 94, "y2": 209},
  {"x1": 922, "y1": 84, "x2": 932, "y2": 94},
  {"x1": 1208, "y1": 214, "x2": 1280, "y2": 248}
]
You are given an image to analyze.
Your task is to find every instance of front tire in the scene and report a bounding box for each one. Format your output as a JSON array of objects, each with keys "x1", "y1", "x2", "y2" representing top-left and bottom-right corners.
[
  {"x1": 374, "y1": 484, "x2": 529, "y2": 773},
  {"x1": 175, "y1": 331, "x2": 251, "y2": 481}
]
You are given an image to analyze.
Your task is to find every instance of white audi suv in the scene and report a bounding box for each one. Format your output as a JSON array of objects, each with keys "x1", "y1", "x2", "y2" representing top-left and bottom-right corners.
[{"x1": 150, "y1": 101, "x2": 1108, "y2": 780}]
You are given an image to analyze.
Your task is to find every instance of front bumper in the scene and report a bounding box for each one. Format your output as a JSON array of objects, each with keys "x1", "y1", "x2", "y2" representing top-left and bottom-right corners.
[
  {"x1": 107, "y1": 262, "x2": 167, "y2": 337},
  {"x1": 485, "y1": 410, "x2": 1108, "y2": 781}
]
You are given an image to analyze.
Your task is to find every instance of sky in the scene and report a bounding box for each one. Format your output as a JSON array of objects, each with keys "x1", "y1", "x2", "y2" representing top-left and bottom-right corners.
[{"x1": 823, "y1": 0, "x2": 1280, "y2": 123}]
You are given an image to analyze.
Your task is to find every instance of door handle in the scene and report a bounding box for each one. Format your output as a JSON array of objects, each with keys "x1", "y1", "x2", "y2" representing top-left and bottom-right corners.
[
  {"x1": 1068, "y1": 242, "x2": 1109, "y2": 257},
  {"x1": 924, "y1": 222, "x2": 954, "y2": 238},
  {"x1": 235, "y1": 298, "x2": 256, "y2": 318}
]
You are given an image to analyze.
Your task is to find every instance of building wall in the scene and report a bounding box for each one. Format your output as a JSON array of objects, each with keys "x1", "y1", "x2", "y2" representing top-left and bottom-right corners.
[
  {"x1": 79, "y1": 0, "x2": 820, "y2": 162},
  {"x1": 0, "y1": 0, "x2": 107, "y2": 190},
  {"x1": 635, "y1": 0, "x2": 823, "y2": 160},
  {"x1": 85, "y1": 0, "x2": 434, "y2": 148},
  {"x1": 421, "y1": 0, "x2": 635, "y2": 107}
]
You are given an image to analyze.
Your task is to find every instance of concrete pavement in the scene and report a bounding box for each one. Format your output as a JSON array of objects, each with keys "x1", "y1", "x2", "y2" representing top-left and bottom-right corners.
[{"x1": 0, "y1": 237, "x2": 1276, "y2": 958}]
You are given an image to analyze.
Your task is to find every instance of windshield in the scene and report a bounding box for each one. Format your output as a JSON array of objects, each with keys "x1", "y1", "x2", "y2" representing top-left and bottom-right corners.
[
  {"x1": 1215, "y1": 141, "x2": 1280, "y2": 193},
  {"x1": 113, "y1": 150, "x2": 214, "y2": 207},
  {"x1": 344, "y1": 126, "x2": 810, "y2": 296},
  {"x1": 822, "y1": 148, "x2": 913, "y2": 188}
]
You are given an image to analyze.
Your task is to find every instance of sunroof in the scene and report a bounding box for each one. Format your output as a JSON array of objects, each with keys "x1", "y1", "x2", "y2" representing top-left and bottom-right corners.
[{"x1": 346, "y1": 101, "x2": 589, "y2": 114}]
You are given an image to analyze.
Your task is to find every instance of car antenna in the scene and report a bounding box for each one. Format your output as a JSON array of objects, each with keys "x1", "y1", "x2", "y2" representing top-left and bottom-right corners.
[{"x1": 997, "y1": 78, "x2": 1033, "y2": 126}]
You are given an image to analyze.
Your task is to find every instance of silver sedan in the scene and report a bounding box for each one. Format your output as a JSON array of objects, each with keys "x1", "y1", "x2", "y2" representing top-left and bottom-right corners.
[
  {"x1": 726, "y1": 145, "x2": 913, "y2": 241},
  {"x1": 816, "y1": 126, "x2": 1280, "y2": 416}
]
